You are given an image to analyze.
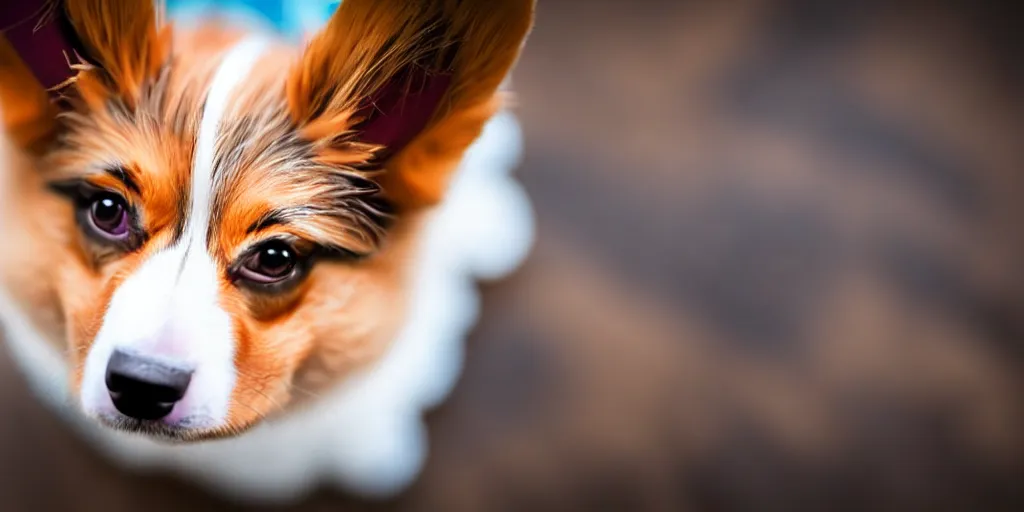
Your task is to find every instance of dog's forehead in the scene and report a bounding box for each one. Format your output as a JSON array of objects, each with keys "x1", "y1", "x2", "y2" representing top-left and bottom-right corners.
[
  {"x1": 192, "y1": 40, "x2": 293, "y2": 179},
  {"x1": 157, "y1": 39, "x2": 306, "y2": 245},
  {"x1": 167, "y1": 38, "x2": 384, "y2": 258}
]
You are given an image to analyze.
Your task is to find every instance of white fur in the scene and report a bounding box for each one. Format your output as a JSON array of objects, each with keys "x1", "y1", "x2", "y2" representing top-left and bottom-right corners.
[
  {"x1": 188, "y1": 36, "x2": 269, "y2": 245},
  {"x1": 79, "y1": 37, "x2": 269, "y2": 428},
  {"x1": 79, "y1": 246, "x2": 237, "y2": 427},
  {"x1": 0, "y1": 108, "x2": 533, "y2": 502}
]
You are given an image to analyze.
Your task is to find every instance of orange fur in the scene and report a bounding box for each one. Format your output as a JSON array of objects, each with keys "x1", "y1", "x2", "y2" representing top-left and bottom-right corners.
[
  {"x1": 63, "y1": 0, "x2": 171, "y2": 109},
  {"x1": 290, "y1": 0, "x2": 535, "y2": 209}
]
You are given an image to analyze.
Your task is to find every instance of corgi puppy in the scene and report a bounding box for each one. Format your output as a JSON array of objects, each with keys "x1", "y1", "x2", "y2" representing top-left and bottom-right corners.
[{"x1": 0, "y1": 0, "x2": 534, "y2": 501}]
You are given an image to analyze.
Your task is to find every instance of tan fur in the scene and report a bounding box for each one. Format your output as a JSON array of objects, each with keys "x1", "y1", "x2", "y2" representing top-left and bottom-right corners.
[{"x1": 0, "y1": 0, "x2": 533, "y2": 440}]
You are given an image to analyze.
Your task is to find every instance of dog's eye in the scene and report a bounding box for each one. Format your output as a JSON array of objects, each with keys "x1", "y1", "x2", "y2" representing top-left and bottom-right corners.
[
  {"x1": 88, "y1": 193, "x2": 130, "y2": 240},
  {"x1": 238, "y1": 240, "x2": 298, "y2": 284}
]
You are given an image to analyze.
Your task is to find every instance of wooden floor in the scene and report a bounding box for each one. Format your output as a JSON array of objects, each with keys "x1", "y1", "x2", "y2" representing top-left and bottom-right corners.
[{"x1": 1, "y1": 1, "x2": 1022, "y2": 510}]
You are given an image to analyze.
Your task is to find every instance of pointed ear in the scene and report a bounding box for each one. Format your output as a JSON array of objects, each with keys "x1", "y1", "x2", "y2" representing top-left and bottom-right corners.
[
  {"x1": 0, "y1": 0, "x2": 75, "y2": 151},
  {"x1": 64, "y1": 0, "x2": 171, "y2": 109},
  {"x1": 288, "y1": 0, "x2": 535, "y2": 209},
  {"x1": 0, "y1": 35, "x2": 55, "y2": 152},
  {"x1": 0, "y1": 0, "x2": 169, "y2": 150}
]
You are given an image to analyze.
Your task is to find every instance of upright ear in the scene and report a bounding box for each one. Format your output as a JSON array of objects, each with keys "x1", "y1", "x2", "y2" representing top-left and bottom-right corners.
[
  {"x1": 0, "y1": 34, "x2": 54, "y2": 151},
  {"x1": 288, "y1": 0, "x2": 535, "y2": 209},
  {"x1": 0, "y1": 0, "x2": 168, "y2": 151},
  {"x1": 63, "y1": 0, "x2": 170, "y2": 110}
]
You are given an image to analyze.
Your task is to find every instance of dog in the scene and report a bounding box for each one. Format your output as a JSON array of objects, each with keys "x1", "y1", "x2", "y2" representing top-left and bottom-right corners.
[{"x1": 0, "y1": 0, "x2": 534, "y2": 501}]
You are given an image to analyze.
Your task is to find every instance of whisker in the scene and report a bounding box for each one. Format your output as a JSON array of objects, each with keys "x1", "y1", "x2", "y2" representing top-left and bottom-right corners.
[
  {"x1": 233, "y1": 398, "x2": 268, "y2": 423},
  {"x1": 234, "y1": 367, "x2": 323, "y2": 402},
  {"x1": 285, "y1": 381, "x2": 323, "y2": 400},
  {"x1": 247, "y1": 384, "x2": 285, "y2": 413}
]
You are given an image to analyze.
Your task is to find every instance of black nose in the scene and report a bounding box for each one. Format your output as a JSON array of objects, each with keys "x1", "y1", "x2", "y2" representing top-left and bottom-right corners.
[{"x1": 105, "y1": 349, "x2": 194, "y2": 421}]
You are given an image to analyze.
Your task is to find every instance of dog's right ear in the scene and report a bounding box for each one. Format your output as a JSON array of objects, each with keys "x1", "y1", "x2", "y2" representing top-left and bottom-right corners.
[
  {"x1": 0, "y1": 1, "x2": 168, "y2": 152},
  {"x1": 0, "y1": 34, "x2": 54, "y2": 152},
  {"x1": 63, "y1": 0, "x2": 170, "y2": 110}
]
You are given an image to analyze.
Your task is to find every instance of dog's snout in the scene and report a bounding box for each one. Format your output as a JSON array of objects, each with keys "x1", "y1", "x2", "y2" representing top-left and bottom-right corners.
[{"x1": 105, "y1": 349, "x2": 194, "y2": 421}]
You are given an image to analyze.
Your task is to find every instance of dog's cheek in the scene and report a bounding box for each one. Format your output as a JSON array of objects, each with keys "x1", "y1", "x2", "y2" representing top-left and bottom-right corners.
[
  {"x1": 60, "y1": 252, "x2": 147, "y2": 392},
  {"x1": 0, "y1": 165, "x2": 75, "y2": 346},
  {"x1": 225, "y1": 319, "x2": 261, "y2": 429},
  {"x1": 291, "y1": 264, "x2": 409, "y2": 397},
  {"x1": 224, "y1": 302, "x2": 313, "y2": 430}
]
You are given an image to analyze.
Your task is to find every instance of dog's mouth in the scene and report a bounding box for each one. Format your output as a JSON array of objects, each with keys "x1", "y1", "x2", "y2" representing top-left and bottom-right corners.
[
  {"x1": 78, "y1": 346, "x2": 248, "y2": 443},
  {"x1": 94, "y1": 411, "x2": 226, "y2": 443}
]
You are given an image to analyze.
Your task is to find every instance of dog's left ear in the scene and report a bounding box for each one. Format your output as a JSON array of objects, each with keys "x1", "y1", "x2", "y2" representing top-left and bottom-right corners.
[{"x1": 288, "y1": 0, "x2": 535, "y2": 210}]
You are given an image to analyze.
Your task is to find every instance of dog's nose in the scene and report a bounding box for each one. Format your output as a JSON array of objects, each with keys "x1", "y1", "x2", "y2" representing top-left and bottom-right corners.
[{"x1": 104, "y1": 349, "x2": 193, "y2": 421}]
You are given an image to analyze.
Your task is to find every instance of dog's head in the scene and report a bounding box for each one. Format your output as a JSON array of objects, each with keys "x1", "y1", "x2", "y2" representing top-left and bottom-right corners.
[{"x1": 0, "y1": 0, "x2": 532, "y2": 441}]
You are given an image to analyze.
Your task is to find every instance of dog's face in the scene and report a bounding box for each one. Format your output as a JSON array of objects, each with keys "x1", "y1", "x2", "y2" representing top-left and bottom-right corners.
[{"x1": 0, "y1": 0, "x2": 532, "y2": 441}]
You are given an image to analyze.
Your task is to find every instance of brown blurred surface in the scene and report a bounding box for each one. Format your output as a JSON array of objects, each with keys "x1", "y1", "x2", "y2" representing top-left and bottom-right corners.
[{"x1": 1, "y1": 0, "x2": 1023, "y2": 510}]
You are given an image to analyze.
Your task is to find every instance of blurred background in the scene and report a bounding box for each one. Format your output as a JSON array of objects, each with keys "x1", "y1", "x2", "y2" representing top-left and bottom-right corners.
[{"x1": 2, "y1": 0, "x2": 1023, "y2": 510}]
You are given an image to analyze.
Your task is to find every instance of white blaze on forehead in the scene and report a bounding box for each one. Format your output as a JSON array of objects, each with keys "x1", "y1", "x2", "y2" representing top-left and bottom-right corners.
[
  {"x1": 187, "y1": 36, "x2": 270, "y2": 245},
  {"x1": 79, "y1": 38, "x2": 270, "y2": 428}
]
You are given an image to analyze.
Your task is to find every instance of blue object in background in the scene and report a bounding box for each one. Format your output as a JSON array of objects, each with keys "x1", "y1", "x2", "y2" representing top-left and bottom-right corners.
[{"x1": 166, "y1": 0, "x2": 341, "y2": 38}]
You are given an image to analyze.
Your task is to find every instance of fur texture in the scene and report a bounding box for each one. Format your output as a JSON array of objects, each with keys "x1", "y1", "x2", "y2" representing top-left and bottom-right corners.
[
  {"x1": 1, "y1": 108, "x2": 533, "y2": 500},
  {"x1": 0, "y1": 0, "x2": 534, "y2": 495}
]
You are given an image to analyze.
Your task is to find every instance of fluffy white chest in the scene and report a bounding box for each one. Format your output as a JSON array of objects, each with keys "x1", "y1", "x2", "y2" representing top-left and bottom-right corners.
[{"x1": 0, "y1": 110, "x2": 533, "y2": 503}]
